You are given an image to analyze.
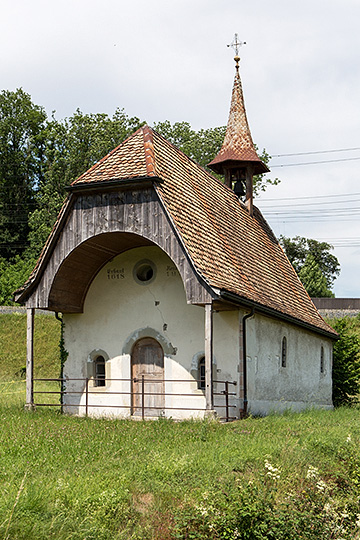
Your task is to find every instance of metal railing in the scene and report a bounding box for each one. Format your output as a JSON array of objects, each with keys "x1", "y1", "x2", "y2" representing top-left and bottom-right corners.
[{"x1": 33, "y1": 377, "x2": 238, "y2": 421}]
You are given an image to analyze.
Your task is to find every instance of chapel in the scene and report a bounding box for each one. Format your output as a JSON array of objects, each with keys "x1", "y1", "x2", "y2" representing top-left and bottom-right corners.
[{"x1": 15, "y1": 46, "x2": 337, "y2": 419}]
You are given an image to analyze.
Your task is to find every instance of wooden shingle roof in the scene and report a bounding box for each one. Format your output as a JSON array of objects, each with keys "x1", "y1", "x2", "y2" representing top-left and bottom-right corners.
[{"x1": 69, "y1": 125, "x2": 335, "y2": 337}]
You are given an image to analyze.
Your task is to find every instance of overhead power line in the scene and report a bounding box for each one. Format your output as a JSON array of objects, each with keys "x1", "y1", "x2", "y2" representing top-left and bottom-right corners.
[
  {"x1": 271, "y1": 156, "x2": 360, "y2": 168},
  {"x1": 272, "y1": 147, "x2": 360, "y2": 158},
  {"x1": 258, "y1": 191, "x2": 360, "y2": 202}
]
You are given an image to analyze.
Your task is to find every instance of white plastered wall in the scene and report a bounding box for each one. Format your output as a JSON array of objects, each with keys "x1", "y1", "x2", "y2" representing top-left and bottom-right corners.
[
  {"x1": 246, "y1": 313, "x2": 333, "y2": 415},
  {"x1": 62, "y1": 246, "x2": 241, "y2": 419}
]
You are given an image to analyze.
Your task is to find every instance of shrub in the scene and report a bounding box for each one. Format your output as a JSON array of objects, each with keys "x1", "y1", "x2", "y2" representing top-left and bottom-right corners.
[
  {"x1": 0, "y1": 256, "x2": 36, "y2": 305},
  {"x1": 331, "y1": 317, "x2": 360, "y2": 406}
]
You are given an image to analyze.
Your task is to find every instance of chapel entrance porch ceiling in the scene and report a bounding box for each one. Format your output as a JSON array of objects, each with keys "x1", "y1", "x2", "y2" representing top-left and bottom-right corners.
[{"x1": 49, "y1": 233, "x2": 155, "y2": 313}]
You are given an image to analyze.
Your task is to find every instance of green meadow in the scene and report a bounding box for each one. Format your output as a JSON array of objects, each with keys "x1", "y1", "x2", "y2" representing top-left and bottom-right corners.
[{"x1": 0, "y1": 312, "x2": 360, "y2": 539}]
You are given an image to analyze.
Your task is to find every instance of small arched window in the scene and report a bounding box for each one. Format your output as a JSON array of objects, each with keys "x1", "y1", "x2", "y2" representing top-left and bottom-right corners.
[
  {"x1": 198, "y1": 356, "x2": 206, "y2": 390},
  {"x1": 320, "y1": 346, "x2": 325, "y2": 373},
  {"x1": 94, "y1": 355, "x2": 106, "y2": 387},
  {"x1": 281, "y1": 337, "x2": 287, "y2": 368}
]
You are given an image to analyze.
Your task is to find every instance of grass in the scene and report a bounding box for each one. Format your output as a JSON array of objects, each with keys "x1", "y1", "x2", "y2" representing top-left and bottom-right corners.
[
  {"x1": 0, "y1": 312, "x2": 60, "y2": 380},
  {"x1": 1, "y1": 312, "x2": 360, "y2": 538},
  {"x1": 0, "y1": 399, "x2": 360, "y2": 539}
]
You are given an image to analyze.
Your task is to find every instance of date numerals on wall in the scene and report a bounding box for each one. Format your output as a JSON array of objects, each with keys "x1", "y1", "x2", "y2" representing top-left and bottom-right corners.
[
  {"x1": 166, "y1": 265, "x2": 177, "y2": 277},
  {"x1": 107, "y1": 268, "x2": 125, "y2": 280}
]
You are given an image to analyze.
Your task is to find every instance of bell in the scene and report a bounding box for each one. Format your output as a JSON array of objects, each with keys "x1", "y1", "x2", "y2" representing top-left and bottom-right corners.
[{"x1": 234, "y1": 180, "x2": 245, "y2": 197}]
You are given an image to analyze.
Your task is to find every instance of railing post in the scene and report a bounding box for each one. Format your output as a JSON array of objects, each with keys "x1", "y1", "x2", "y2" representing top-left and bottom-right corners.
[
  {"x1": 25, "y1": 308, "x2": 35, "y2": 410},
  {"x1": 141, "y1": 375, "x2": 145, "y2": 420},
  {"x1": 85, "y1": 377, "x2": 89, "y2": 417},
  {"x1": 205, "y1": 303, "x2": 214, "y2": 413},
  {"x1": 225, "y1": 381, "x2": 229, "y2": 422}
]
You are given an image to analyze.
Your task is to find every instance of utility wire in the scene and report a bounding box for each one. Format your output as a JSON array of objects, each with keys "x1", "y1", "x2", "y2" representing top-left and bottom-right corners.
[
  {"x1": 260, "y1": 198, "x2": 360, "y2": 209},
  {"x1": 272, "y1": 147, "x2": 360, "y2": 158},
  {"x1": 271, "y1": 156, "x2": 360, "y2": 168},
  {"x1": 258, "y1": 191, "x2": 360, "y2": 202}
]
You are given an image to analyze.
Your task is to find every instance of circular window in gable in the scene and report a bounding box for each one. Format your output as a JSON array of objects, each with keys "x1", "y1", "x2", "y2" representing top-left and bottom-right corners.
[{"x1": 133, "y1": 259, "x2": 157, "y2": 285}]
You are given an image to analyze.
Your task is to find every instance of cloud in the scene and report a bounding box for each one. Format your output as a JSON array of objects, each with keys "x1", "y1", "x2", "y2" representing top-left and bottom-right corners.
[{"x1": 1, "y1": 0, "x2": 359, "y2": 295}]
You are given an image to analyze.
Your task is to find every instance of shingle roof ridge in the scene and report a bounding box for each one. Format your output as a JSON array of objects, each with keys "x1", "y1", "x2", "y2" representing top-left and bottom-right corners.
[{"x1": 142, "y1": 125, "x2": 157, "y2": 177}]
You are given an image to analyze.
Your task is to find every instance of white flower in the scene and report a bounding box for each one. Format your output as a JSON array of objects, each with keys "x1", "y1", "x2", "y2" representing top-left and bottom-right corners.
[
  {"x1": 316, "y1": 480, "x2": 327, "y2": 492},
  {"x1": 196, "y1": 503, "x2": 209, "y2": 517},
  {"x1": 264, "y1": 459, "x2": 281, "y2": 479},
  {"x1": 346, "y1": 434, "x2": 352, "y2": 443},
  {"x1": 323, "y1": 502, "x2": 332, "y2": 514},
  {"x1": 306, "y1": 465, "x2": 319, "y2": 480}
]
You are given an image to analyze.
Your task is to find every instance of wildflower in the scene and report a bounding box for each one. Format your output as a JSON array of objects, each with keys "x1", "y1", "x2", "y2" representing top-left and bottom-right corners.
[
  {"x1": 264, "y1": 459, "x2": 281, "y2": 479},
  {"x1": 323, "y1": 502, "x2": 332, "y2": 514},
  {"x1": 346, "y1": 434, "x2": 352, "y2": 443},
  {"x1": 316, "y1": 479, "x2": 327, "y2": 492},
  {"x1": 306, "y1": 465, "x2": 319, "y2": 480},
  {"x1": 198, "y1": 504, "x2": 208, "y2": 517},
  {"x1": 355, "y1": 514, "x2": 360, "y2": 528}
]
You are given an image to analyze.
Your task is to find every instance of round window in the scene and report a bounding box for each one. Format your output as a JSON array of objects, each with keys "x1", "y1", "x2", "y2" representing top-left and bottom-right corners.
[{"x1": 133, "y1": 260, "x2": 156, "y2": 285}]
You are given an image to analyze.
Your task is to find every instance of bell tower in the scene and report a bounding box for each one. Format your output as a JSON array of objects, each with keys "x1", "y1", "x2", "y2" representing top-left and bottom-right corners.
[{"x1": 208, "y1": 34, "x2": 269, "y2": 216}]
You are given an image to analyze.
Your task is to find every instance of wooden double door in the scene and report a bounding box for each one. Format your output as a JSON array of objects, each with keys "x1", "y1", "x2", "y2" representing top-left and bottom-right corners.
[{"x1": 131, "y1": 337, "x2": 165, "y2": 417}]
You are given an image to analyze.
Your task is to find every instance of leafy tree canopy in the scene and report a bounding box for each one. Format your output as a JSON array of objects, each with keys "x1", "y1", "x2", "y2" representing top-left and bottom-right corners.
[
  {"x1": 330, "y1": 316, "x2": 360, "y2": 406},
  {"x1": 0, "y1": 256, "x2": 37, "y2": 305},
  {"x1": 298, "y1": 254, "x2": 334, "y2": 298},
  {"x1": 0, "y1": 89, "x2": 47, "y2": 259},
  {"x1": 279, "y1": 235, "x2": 340, "y2": 295}
]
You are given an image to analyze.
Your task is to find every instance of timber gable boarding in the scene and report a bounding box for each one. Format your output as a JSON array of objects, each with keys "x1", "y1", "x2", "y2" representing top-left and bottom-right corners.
[{"x1": 19, "y1": 187, "x2": 213, "y2": 312}]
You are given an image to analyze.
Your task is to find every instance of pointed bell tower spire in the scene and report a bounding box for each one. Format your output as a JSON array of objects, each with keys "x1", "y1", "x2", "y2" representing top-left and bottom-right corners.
[{"x1": 208, "y1": 35, "x2": 269, "y2": 215}]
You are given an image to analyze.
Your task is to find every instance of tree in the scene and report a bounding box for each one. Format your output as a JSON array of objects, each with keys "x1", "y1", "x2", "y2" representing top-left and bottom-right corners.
[
  {"x1": 0, "y1": 256, "x2": 37, "y2": 305},
  {"x1": 298, "y1": 254, "x2": 334, "y2": 298},
  {"x1": 279, "y1": 235, "x2": 340, "y2": 295},
  {"x1": 0, "y1": 89, "x2": 47, "y2": 259},
  {"x1": 330, "y1": 317, "x2": 360, "y2": 406}
]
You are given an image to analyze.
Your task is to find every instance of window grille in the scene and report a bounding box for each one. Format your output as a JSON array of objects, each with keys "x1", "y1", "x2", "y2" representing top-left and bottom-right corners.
[{"x1": 94, "y1": 355, "x2": 106, "y2": 387}]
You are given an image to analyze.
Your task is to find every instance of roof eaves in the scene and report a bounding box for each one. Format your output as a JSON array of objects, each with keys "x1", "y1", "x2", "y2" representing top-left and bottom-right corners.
[
  {"x1": 219, "y1": 290, "x2": 339, "y2": 340},
  {"x1": 66, "y1": 176, "x2": 164, "y2": 193}
]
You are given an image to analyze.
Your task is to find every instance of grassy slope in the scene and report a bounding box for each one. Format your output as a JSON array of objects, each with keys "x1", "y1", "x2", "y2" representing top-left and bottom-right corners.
[
  {"x1": 1, "y1": 313, "x2": 360, "y2": 539},
  {"x1": 0, "y1": 313, "x2": 60, "y2": 380},
  {"x1": 0, "y1": 405, "x2": 359, "y2": 539}
]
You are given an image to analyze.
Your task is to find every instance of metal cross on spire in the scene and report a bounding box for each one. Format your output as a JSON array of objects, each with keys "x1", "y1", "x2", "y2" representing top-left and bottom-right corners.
[{"x1": 227, "y1": 34, "x2": 246, "y2": 67}]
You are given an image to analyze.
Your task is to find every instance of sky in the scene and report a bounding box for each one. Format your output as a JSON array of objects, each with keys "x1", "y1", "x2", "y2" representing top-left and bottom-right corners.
[{"x1": 1, "y1": 0, "x2": 360, "y2": 297}]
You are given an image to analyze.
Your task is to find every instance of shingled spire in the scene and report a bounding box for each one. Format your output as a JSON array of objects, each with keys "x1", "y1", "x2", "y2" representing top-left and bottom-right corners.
[{"x1": 208, "y1": 37, "x2": 269, "y2": 215}]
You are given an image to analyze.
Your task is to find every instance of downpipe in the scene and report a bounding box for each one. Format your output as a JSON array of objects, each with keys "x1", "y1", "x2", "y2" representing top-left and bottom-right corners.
[{"x1": 241, "y1": 307, "x2": 255, "y2": 418}]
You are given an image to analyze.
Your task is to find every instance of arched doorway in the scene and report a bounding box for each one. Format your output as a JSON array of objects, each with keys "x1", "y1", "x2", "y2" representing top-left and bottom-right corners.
[{"x1": 131, "y1": 337, "x2": 164, "y2": 417}]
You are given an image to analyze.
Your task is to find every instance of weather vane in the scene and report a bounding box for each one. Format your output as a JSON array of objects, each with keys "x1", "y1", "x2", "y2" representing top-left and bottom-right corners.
[{"x1": 227, "y1": 34, "x2": 246, "y2": 67}]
